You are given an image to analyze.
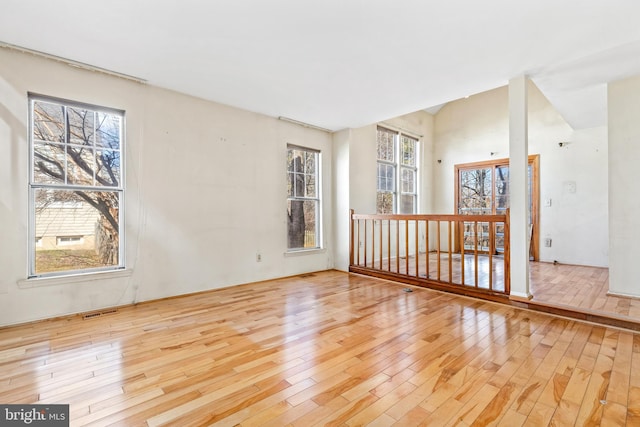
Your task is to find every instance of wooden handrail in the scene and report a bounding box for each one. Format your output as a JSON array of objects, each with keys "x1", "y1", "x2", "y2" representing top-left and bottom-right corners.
[{"x1": 349, "y1": 210, "x2": 511, "y2": 298}]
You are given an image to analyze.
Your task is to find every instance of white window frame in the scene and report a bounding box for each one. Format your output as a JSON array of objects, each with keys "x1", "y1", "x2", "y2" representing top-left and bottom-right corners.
[
  {"x1": 376, "y1": 126, "x2": 420, "y2": 214},
  {"x1": 286, "y1": 144, "x2": 322, "y2": 251},
  {"x1": 28, "y1": 94, "x2": 125, "y2": 278}
]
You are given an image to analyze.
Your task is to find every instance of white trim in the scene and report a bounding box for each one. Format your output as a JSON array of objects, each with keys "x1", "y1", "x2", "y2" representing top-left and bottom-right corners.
[
  {"x1": 284, "y1": 248, "x2": 327, "y2": 257},
  {"x1": 1, "y1": 42, "x2": 146, "y2": 84},
  {"x1": 18, "y1": 268, "x2": 133, "y2": 288},
  {"x1": 509, "y1": 290, "x2": 533, "y2": 299}
]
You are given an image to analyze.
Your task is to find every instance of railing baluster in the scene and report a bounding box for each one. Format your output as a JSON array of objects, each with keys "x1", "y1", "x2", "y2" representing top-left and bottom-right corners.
[
  {"x1": 356, "y1": 219, "x2": 361, "y2": 266},
  {"x1": 437, "y1": 220, "x2": 441, "y2": 281},
  {"x1": 379, "y1": 220, "x2": 383, "y2": 270},
  {"x1": 415, "y1": 220, "x2": 419, "y2": 278},
  {"x1": 373, "y1": 220, "x2": 377, "y2": 269},
  {"x1": 474, "y1": 221, "x2": 479, "y2": 288},
  {"x1": 425, "y1": 220, "x2": 429, "y2": 279},
  {"x1": 348, "y1": 212, "x2": 510, "y2": 297},
  {"x1": 364, "y1": 219, "x2": 368, "y2": 268},
  {"x1": 396, "y1": 219, "x2": 400, "y2": 273},
  {"x1": 448, "y1": 221, "x2": 453, "y2": 283},
  {"x1": 387, "y1": 220, "x2": 391, "y2": 272},
  {"x1": 459, "y1": 220, "x2": 465, "y2": 286},
  {"x1": 405, "y1": 220, "x2": 410, "y2": 275},
  {"x1": 489, "y1": 220, "x2": 494, "y2": 290}
]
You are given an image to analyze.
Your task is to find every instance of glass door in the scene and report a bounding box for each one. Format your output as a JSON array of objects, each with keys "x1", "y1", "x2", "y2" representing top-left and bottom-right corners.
[{"x1": 456, "y1": 156, "x2": 539, "y2": 259}]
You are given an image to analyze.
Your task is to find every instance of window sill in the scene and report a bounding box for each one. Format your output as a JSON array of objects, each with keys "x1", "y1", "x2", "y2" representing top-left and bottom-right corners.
[
  {"x1": 18, "y1": 268, "x2": 133, "y2": 289},
  {"x1": 284, "y1": 248, "x2": 327, "y2": 257}
]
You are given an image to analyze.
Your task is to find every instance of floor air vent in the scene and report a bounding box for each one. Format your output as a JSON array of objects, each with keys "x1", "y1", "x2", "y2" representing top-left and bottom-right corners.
[{"x1": 82, "y1": 308, "x2": 117, "y2": 319}]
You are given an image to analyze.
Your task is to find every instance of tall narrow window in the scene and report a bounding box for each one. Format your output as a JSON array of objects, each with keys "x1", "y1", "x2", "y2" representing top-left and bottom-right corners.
[
  {"x1": 287, "y1": 145, "x2": 321, "y2": 250},
  {"x1": 29, "y1": 95, "x2": 124, "y2": 277},
  {"x1": 376, "y1": 126, "x2": 419, "y2": 214},
  {"x1": 400, "y1": 134, "x2": 418, "y2": 213}
]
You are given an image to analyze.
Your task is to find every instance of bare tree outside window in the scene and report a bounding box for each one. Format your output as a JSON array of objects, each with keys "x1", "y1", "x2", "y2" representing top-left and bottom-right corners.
[
  {"x1": 287, "y1": 146, "x2": 320, "y2": 250},
  {"x1": 30, "y1": 96, "x2": 124, "y2": 276}
]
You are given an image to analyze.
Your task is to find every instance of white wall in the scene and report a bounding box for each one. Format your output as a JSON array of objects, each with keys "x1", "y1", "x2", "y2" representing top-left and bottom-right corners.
[
  {"x1": 346, "y1": 112, "x2": 435, "y2": 215},
  {"x1": 433, "y1": 82, "x2": 609, "y2": 267},
  {"x1": 332, "y1": 111, "x2": 435, "y2": 270},
  {"x1": 0, "y1": 48, "x2": 333, "y2": 326},
  {"x1": 332, "y1": 128, "x2": 351, "y2": 271},
  {"x1": 608, "y1": 74, "x2": 640, "y2": 297}
]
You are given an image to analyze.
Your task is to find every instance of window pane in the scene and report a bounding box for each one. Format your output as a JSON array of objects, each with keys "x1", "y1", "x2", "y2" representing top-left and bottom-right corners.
[
  {"x1": 96, "y1": 113, "x2": 121, "y2": 149},
  {"x1": 377, "y1": 127, "x2": 396, "y2": 162},
  {"x1": 305, "y1": 174, "x2": 316, "y2": 198},
  {"x1": 292, "y1": 150, "x2": 303, "y2": 173},
  {"x1": 376, "y1": 191, "x2": 394, "y2": 214},
  {"x1": 377, "y1": 163, "x2": 395, "y2": 192},
  {"x1": 287, "y1": 199, "x2": 318, "y2": 249},
  {"x1": 400, "y1": 194, "x2": 415, "y2": 214},
  {"x1": 96, "y1": 150, "x2": 121, "y2": 187},
  {"x1": 459, "y1": 168, "x2": 492, "y2": 214},
  {"x1": 34, "y1": 188, "x2": 120, "y2": 274},
  {"x1": 67, "y1": 107, "x2": 95, "y2": 145},
  {"x1": 33, "y1": 101, "x2": 64, "y2": 143},
  {"x1": 401, "y1": 168, "x2": 415, "y2": 193},
  {"x1": 401, "y1": 135, "x2": 417, "y2": 166},
  {"x1": 66, "y1": 146, "x2": 95, "y2": 185},
  {"x1": 33, "y1": 142, "x2": 66, "y2": 184},
  {"x1": 305, "y1": 152, "x2": 316, "y2": 175}
]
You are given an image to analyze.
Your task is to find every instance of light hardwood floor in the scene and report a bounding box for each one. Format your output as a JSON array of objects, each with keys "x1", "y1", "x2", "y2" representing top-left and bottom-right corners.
[
  {"x1": 530, "y1": 262, "x2": 640, "y2": 320},
  {"x1": 1, "y1": 270, "x2": 639, "y2": 426},
  {"x1": 357, "y1": 252, "x2": 640, "y2": 321}
]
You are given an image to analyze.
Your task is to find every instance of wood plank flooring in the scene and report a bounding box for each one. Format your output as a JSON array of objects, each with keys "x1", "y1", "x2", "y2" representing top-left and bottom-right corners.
[
  {"x1": 1, "y1": 270, "x2": 639, "y2": 426},
  {"x1": 530, "y1": 262, "x2": 640, "y2": 320},
  {"x1": 357, "y1": 252, "x2": 640, "y2": 322}
]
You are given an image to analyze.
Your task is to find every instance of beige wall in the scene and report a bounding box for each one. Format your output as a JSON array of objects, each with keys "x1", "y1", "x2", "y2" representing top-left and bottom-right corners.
[
  {"x1": 433, "y1": 82, "x2": 609, "y2": 267},
  {"x1": 608, "y1": 74, "x2": 640, "y2": 297},
  {"x1": 332, "y1": 111, "x2": 435, "y2": 270},
  {"x1": 0, "y1": 47, "x2": 333, "y2": 326}
]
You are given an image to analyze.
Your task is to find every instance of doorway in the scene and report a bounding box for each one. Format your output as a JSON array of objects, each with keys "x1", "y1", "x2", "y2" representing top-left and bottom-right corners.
[{"x1": 455, "y1": 155, "x2": 539, "y2": 260}]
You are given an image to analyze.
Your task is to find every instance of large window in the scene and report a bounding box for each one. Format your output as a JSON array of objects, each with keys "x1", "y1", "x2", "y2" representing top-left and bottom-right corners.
[
  {"x1": 376, "y1": 126, "x2": 418, "y2": 214},
  {"x1": 287, "y1": 145, "x2": 321, "y2": 250},
  {"x1": 29, "y1": 95, "x2": 124, "y2": 277}
]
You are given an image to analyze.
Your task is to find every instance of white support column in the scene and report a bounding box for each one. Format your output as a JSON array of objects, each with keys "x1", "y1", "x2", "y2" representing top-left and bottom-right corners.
[{"x1": 508, "y1": 75, "x2": 532, "y2": 300}]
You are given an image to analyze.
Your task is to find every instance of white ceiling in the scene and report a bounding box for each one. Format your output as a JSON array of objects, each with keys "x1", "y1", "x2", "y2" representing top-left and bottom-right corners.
[{"x1": 2, "y1": 0, "x2": 640, "y2": 131}]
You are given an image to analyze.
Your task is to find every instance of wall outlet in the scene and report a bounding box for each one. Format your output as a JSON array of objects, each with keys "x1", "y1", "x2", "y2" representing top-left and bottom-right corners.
[
  {"x1": 256, "y1": 253, "x2": 262, "y2": 262},
  {"x1": 544, "y1": 238, "x2": 552, "y2": 247}
]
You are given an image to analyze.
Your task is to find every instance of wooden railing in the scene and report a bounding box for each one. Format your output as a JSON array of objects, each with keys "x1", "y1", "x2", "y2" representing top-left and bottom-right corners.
[{"x1": 349, "y1": 210, "x2": 510, "y2": 299}]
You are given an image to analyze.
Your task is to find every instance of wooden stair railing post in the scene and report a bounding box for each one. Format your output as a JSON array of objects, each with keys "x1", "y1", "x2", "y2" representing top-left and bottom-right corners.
[
  {"x1": 349, "y1": 209, "x2": 355, "y2": 267},
  {"x1": 489, "y1": 218, "x2": 494, "y2": 291}
]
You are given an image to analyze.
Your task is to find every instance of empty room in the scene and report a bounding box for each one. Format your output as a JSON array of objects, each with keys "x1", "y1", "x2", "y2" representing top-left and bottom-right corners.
[{"x1": 2, "y1": 1, "x2": 640, "y2": 426}]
